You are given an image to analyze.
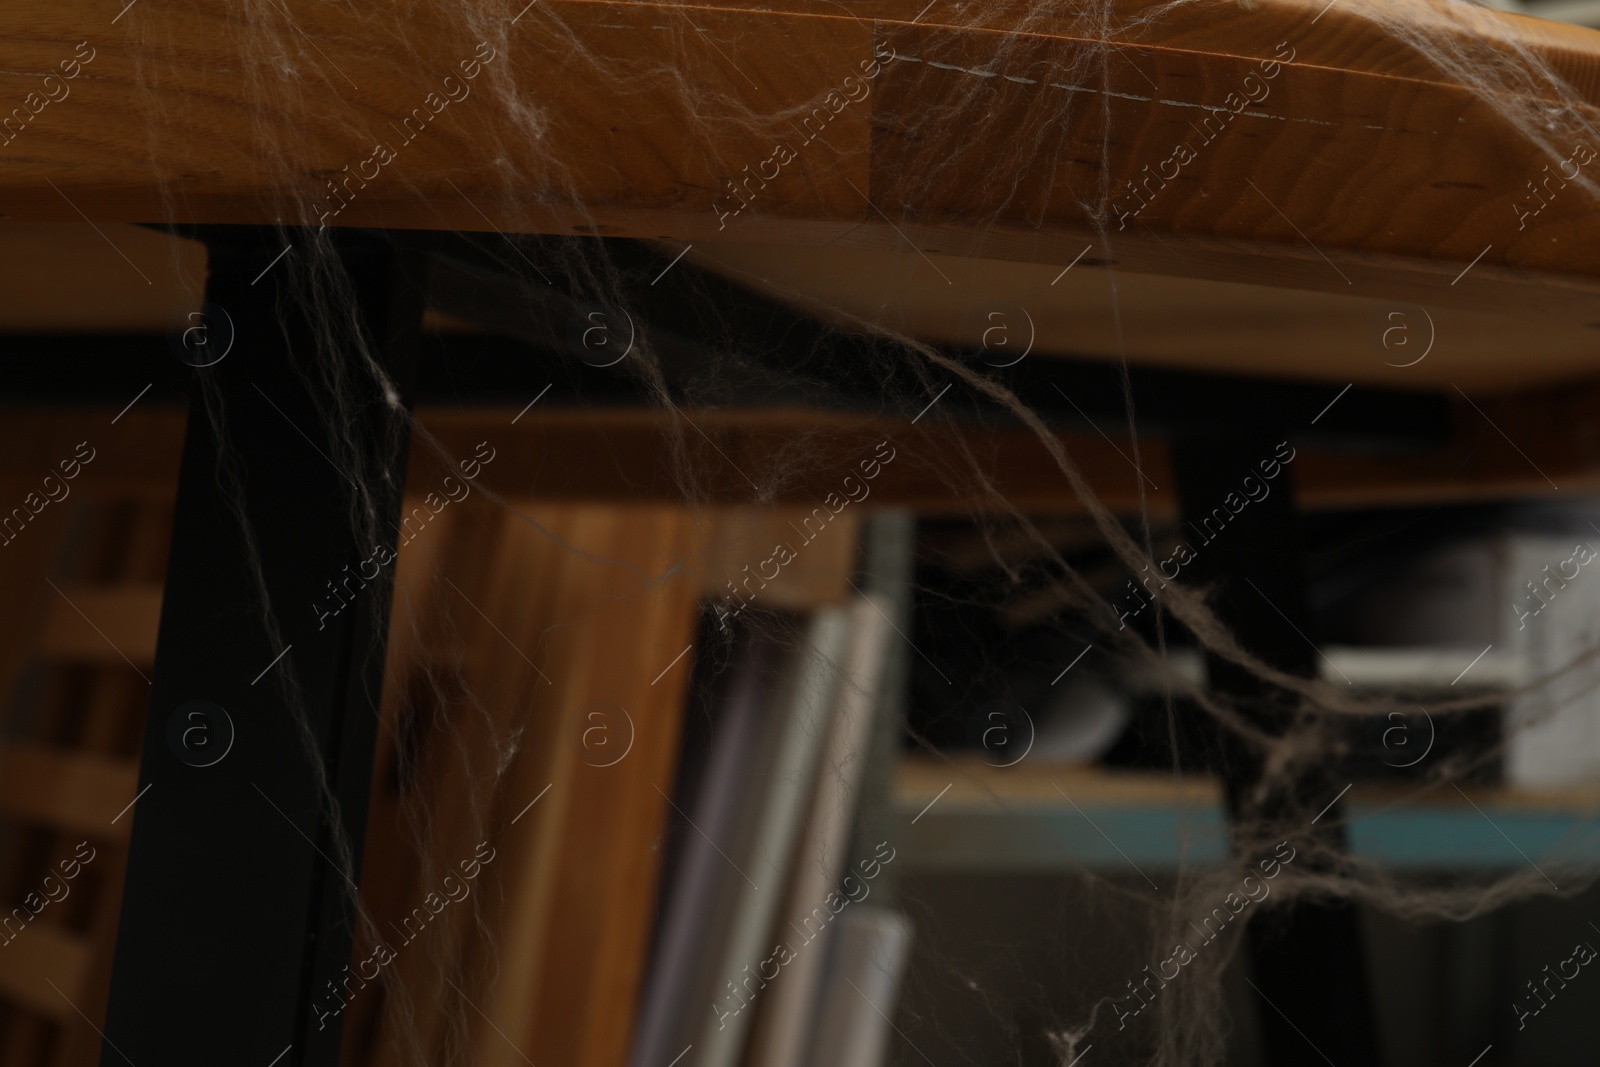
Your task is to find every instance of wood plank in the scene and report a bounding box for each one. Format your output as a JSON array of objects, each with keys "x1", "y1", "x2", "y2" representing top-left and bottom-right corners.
[
  {"x1": 392, "y1": 407, "x2": 1173, "y2": 516},
  {"x1": 0, "y1": 924, "x2": 91, "y2": 1021},
  {"x1": 408, "y1": 397, "x2": 1600, "y2": 515},
  {"x1": 349, "y1": 499, "x2": 712, "y2": 1067},
  {"x1": 0, "y1": 504, "x2": 70, "y2": 726},
  {"x1": 51, "y1": 501, "x2": 173, "y2": 1067},
  {"x1": 10, "y1": 393, "x2": 1600, "y2": 516},
  {"x1": 2, "y1": 1, "x2": 1600, "y2": 320},
  {"x1": 0, "y1": 498, "x2": 167, "y2": 1064},
  {"x1": 0, "y1": 408, "x2": 186, "y2": 502},
  {"x1": 0, "y1": 502, "x2": 71, "y2": 1065},
  {"x1": 365, "y1": 500, "x2": 571, "y2": 1065},
  {"x1": 867, "y1": 2, "x2": 1600, "y2": 321},
  {"x1": 0, "y1": 224, "x2": 1593, "y2": 393},
  {"x1": 701, "y1": 508, "x2": 862, "y2": 609},
  {"x1": 38, "y1": 584, "x2": 161, "y2": 666},
  {"x1": 0, "y1": 745, "x2": 136, "y2": 842},
  {"x1": 0, "y1": 224, "x2": 204, "y2": 333},
  {"x1": 682, "y1": 242, "x2": 1600, "y2": 392},
  {"x1": 496, "y1": 506, "x2": 706, "y2": 1067},
  {"x1": 894, "y1": 757, "x2": 1600, "y2": 871},
  {"x1": 338, "y1": 501, "x2": 459, "y2": 1067},
  {"x1": 898, "y1": 753, "x2": 1224, "y2": 809}
]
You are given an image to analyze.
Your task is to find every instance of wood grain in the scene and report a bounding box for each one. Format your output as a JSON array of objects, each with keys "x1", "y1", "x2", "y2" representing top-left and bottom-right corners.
[
  {"x1": 0, "y1": 223, "x2": 1595, "y2": 391},
  {"x1": 352, "y1": 500, "x2": 710, "y2": 1067},
  {"x1": 681, "y1": 242, "x2": 1600, "y2": 391},
  {"x1": 489, "y1": 505, "x2": 705, "y2": 1067},
  {"x1": 1, "y1": 1, "x2": 1600, "y2": 319}
]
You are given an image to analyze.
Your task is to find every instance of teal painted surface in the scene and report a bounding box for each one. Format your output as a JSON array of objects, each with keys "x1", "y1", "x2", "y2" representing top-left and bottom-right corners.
[
  {"x1": 1346, "y1": 803, "x2": 1600, "y2": 869},
  {"x1": 897, "y1": 801, "x2": 1600, "y2": 872}
]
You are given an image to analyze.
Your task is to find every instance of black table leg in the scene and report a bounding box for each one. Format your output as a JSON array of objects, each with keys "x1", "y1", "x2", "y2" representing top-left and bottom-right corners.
[
  {"x1": 1170, "y1": 433, "x2": 1385, "y2": 1067},
  {"x1": 99, "y1": 229, "x2": 424, "y2": 1067}
]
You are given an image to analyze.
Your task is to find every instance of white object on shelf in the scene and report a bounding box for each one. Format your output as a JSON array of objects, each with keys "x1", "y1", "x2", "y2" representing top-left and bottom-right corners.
[
  {"x1": 1321, "y1": 645, "x2": 1526, "y2": 689},
  {"x1": 745, "y1": 596, "x2": 896, "y2": 1067},
  {"x1": 805, "y1": 907, "x2": 914, "y2": 1067},
  {"x1": 1501, "y1": 534, "x2": 1600, "y2": 786},
  {"x1": 693, "y1": 609, "x2": 852, "y2": 1067},
  {"x1": 1118, "y1": 644, "x2": 1526, "y2": 694},
  {"x1": 1032, "y1": 673, "x2": 1131, "y2": 762}
]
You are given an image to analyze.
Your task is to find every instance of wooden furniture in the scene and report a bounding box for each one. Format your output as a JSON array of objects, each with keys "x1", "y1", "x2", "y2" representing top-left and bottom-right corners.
[
  {"x1": 895, "y1": 757, "x2": 1600, "y2": 872},
  {"x1": 4, "y1": 0, "x2": 1600, "y2": 1063},
  {"x1": 0, "y1": 492, "x2": 168, "y2": 1066},
  {"x1": 5, "y1": 0, "x2": 1600, "y2": 324}
]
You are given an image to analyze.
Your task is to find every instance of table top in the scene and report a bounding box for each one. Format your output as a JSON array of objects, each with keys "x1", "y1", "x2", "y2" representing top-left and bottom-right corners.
[{"x1": 4, "y1": 0, "x2": 1599, "y2": 309}]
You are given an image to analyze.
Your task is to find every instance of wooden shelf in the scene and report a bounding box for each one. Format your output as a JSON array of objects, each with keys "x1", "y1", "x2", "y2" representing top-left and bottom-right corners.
[
  {"x1": 893, "y1": 756, "x2": 1600, "y2": 872},
  {"x1": 11, "y1": 401, "x2": 1600, "y2": 517},
  {"x1": 1122, "y1": 645, "x2": 1527, "y2": 693}
]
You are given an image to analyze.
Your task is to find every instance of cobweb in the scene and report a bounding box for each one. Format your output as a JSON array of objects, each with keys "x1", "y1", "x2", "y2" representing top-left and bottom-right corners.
[{"x1": 50, "y1": 0, "x2": 1600, "y2": 1063}]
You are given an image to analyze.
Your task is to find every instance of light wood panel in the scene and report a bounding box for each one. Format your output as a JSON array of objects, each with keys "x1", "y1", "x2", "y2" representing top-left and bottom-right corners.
[
  {"x1": 351, "y1": 500, "x2": 712, "y2": 1067},
  {"x1": 0, "y1": 224, "x2": 203, "y2": 332},
  {"x1": 2, "y1": 1, "x2": 1600, "y2": 322},
  {"x1": 0, "y1": 223, "x2": 1596, "y2": 390},
  {"x1": 683, "y1": 242, "x2": 1600, "y2": 390},
  {"x1": 484, "y1": 506, "x2": 705, "y2": 1067},
  {"x1": 700, "y1": 508, "x2": 862, "y2": 608}
]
